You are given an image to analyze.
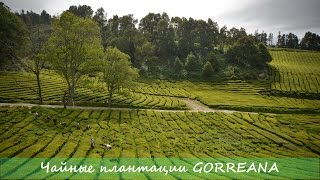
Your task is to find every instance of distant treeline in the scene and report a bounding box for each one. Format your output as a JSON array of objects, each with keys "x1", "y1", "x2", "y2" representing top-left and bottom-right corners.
[
  {"x1": 1, "y1": 3, "x2": 319, "y2": 79},
  {"x1": 15, "y1": 5, "x2": 320, "y2": 52}
]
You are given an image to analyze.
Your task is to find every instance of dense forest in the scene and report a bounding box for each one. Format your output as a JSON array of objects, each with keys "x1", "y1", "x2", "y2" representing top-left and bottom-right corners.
[{"x1": 1, "y1": 3, "x2": 320, "y2": 80}]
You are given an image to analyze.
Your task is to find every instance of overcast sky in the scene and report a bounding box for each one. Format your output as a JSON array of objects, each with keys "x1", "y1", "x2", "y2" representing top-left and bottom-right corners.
[{"x1": 2, "y1": 0, "x2": 320, "y2": 39}]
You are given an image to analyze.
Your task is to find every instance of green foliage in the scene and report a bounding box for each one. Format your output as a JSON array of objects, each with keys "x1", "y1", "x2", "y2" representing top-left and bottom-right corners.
[
  {"x1": 228, "y1": 27, "x2": 247, "y2": 45},
  {"x1": 100, "y1": 47, "x2": 139, "y2": 107},
  {"x1": 16, "y1": 9, "x2": 52, "y2": 105},
  {"x1": 186, "y1": 79, "x2": 320, "y2": 112},
  {"x1": 106, "y1": 14, "x2": 140, "y2": 65},
  {"x1": 45, "y1": 11, "x2": 103, "y2": 105},
  {"x1": 254, "y1": 30, "x2": 268, "y2": 45},
  {"x1": 92, "y1": 7, "x2": 106, "y2": 27},
  {"x1": 258, "y1": 43, "x2": 272, "y2": 63},
  {"x1": 92, "y1": 7, "x2": 107, "y2": 47},
  {"x1": 206, "y1": 50, "x2": 226, "y2": 72},
  {"x1": 18, "y1": 10, "x2": 52, "y2": 26},
  {"x1": 185, "y1": 52, "x2": 202, "y2": 76},
  {"x1": 136, "y1": 41, "x2": 158, "y2": 73},
  {"x1": 0, "y1": 3, "x2": 28, "y2": 69},
  {"x1": 202, "y1": 61, "x2": 214, "y2": 78},
  {"x1": 155, "y1": 17, "x2": 177, "y2": 58},
  {"x1": 226, "y1": 36, "x2": 272, "y2": 69},
  {"x1": 277, "y1": 32, "x2": 300, "y2": 49},
  {"x1": 67, "y1": 5, "x2": 93, "y2": 18},
  {"x1": 139, "y1": 13, "x2": 161, "y2": 42},
  {"x1": 177, "y1": 18, "x2": 195, "y2": 59},
  {"x1": 172, "y1": 57, "x2": 185, "y2": 78},
  {"x1": 300, "y1": 32, "x2": 320, "y2": 51}
]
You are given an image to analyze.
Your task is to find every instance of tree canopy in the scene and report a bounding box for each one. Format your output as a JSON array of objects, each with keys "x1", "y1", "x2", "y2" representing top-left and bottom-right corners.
[
  {"x1": 2, "y1": 2, "x2": 319, "y2": 82},
  {"x1": 202, "y1": 61, "x2": 214, "y2": 78},
  {"x1": 0, "y1": 3, "x2": 27, "y2": 69},
  {"x1": 100, "y1": 47, "x2": 139, "y2": 107},
  {"x1": 45, "y1": 11, "x2": 103, "y2": 105},
  {"x1": 300, "y1": 32, "x2": 320, "y2": 51},
  {"x1": 68, "y1": 5, "x2": 93, "y2": 18},
  {"x1": 226, "y1": 36, "x2": 272, "y2": 69}
]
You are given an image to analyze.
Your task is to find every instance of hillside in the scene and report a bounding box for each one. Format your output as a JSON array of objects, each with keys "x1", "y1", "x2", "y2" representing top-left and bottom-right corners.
[{"x1": 269, "y1": 50, "x2": 320, "y2": 97}]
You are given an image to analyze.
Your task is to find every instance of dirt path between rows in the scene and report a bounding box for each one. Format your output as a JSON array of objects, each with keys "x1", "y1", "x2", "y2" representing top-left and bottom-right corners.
[
  {"x1": 180, "y1": 98, "x2": 257, "y2": 114},
  {"x1": 182, "y1": 99, "x2": 214, "y2": 112},
  {"x1": 0, "y1": 100, "x2": 257, "y2": 114}
]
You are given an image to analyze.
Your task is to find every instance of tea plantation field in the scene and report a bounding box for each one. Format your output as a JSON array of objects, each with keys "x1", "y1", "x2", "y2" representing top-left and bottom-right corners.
[
  {"x1": 1, "y1": 49, "x2": 320, "y2": 113},
  {"x1": 1, "y1": 72, "x2": 319, "y2": 113},
  {"x1": 0, "y1": 106, "x2": 319, "y2": 179},
  {"x1": 177, "y1": 49, "x2": 320, "y2": 113},
  {"x1": 269, "y1": 50, "x2": 320, "y2": 95},
  {"x1": 0, "y1": 49, "x2": 320, "y2": 179},
  {"x1": 180, "y1": 80, "x2": 320, "y2": 113},
  {"x1": 0, "y1": 71, "x2": 188, "y2": 110}
]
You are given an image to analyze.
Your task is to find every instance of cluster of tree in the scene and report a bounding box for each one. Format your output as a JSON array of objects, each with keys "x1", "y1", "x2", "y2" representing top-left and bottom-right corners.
[
  {"x1": 0, "y1": 4, "x2": 138, "y2": 107},
  {"x1": 44, "y1": 11, "x2": 139, "y2": 107},
  {"x1": 0, "y1": 3, "x2": 275, "y2": 106},
  {"x1": 254, "y1": 30, "x2": 274, "y2": 46},
  {"x1": 100, "y1": 12, "x2": 224, "y2": 77},
  {"x1": 0, "y1": 3, "x2": 27, "y2": 69},
  {"x1": 9, "y1": 3, "x2": 320, "y2": 105},
  {"x1": 47, "y1": 5, "x2": 260, "y2": 79},
  {"x1": 226, "y1": 36, "x2": 272, "y2": 68},
  {"x1": 277, "y1": 32, "x2": 299, "y2": 49},
  {"x1": 15, "y1": 10, "x2": 52, "y2": 104},
  {"x1": 276, "y1": 31, "x2": 320, "y2": 50},
  {"x1": 300, "y1": 32, "x2": 320, "y2": 51},
  {"x1": 252, "y1": 30, "x2": 320, "y2": 51}
]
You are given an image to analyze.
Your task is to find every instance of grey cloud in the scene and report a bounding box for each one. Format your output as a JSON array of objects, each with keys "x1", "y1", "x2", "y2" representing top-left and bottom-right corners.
[
  {"x1": 2, "y1": 0, "x2": 320, "y2": 39},
  {"x1": 1, "y1": 0, "x2": 66, "y2": 15},
  {"x1": 220, "y1": 0, "x2": 320, "y2": 36}
]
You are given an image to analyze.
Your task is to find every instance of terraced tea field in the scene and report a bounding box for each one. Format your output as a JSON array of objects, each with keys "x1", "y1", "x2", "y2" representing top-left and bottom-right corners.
[
  {"x1": 1, "y1": 70, "x2": 320, "y2": 113},
  {"x1": 269, "y1": 50, "x2": 320, "y2": 95},
  {"x1": 0, "y1": 106, "x2": 319, "y2": 179},
  {"x1": 179, "y1": 80, "x2": 320, "y2": 113},
  {"x1": 0, "y1": 72, "x2": 188, "y2": 110},
  {"x1": 1, "y1": 49, "x2": 320, "y2": 179}
]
